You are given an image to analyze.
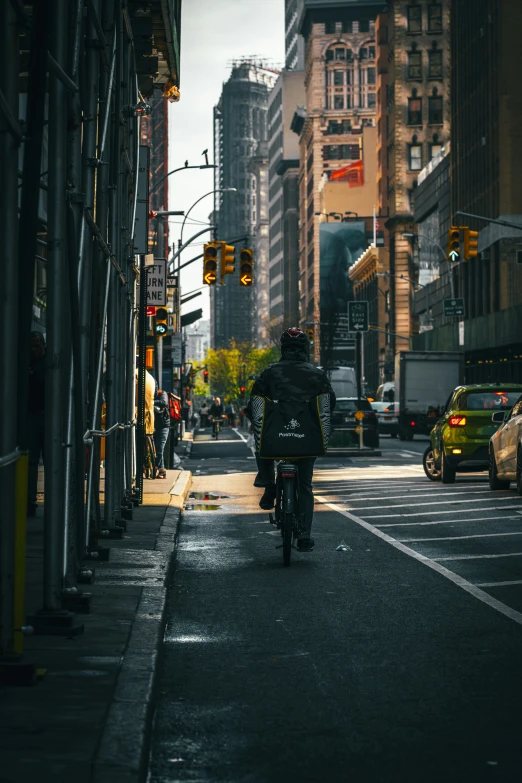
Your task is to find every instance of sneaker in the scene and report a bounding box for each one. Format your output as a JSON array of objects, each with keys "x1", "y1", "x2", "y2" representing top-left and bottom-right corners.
[
  {"x1": 259, "y1": 485, "x2": 276, "y2": 510},
  {"x1": 297, "y1": 537, "x2": 314, "y2": 552}
]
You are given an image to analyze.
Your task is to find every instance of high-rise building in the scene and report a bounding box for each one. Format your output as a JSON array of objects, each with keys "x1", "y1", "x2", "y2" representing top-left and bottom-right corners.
[
  {"x1": 295, "y1": 0, "x2": 382, "y2": 363},
  {"x1": 412, "y1": 0, "x2": 522, "y2": 383},
  {"x1": 376, "y1": 0, "x2": 451, "y2": 356},
  {"x1": 267, "y1": 70, "x2": 305, "y2": 333},
  {"x1": 285, "y1": 0, "x2": 305, "y2": 70},
  {"x1": 249, "y1": 141, "x2": 270, "y2": 345},
  {"x1": 211, "y1": 60, "x2": 277, "y2": 349}
]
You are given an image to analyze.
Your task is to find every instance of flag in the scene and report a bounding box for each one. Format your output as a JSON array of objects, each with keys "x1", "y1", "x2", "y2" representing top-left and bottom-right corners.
[{"x1": 329, "y1": 159, "x2": 364, "y2": 187}]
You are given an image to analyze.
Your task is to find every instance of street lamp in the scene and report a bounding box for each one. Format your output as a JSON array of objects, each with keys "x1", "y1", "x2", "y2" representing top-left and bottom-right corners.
[
  {"x1": 180, "y1": 187, "x2": 237, "y2": 248},
  {"x1": 314, "y1": 211, "x2": 330, "y2": 221},
  {"x1": 329, "y1": 212, "x2": 343, "y2": 220},
  {"x1": 344, "y1": 210, "x2": 359, "y2": 219},
  {"x1": 376, "y1": 271, "x2": 425, "y2": 289},
  {"x1": 150, "y1": 163, "x2": 216, "y2": 195}
]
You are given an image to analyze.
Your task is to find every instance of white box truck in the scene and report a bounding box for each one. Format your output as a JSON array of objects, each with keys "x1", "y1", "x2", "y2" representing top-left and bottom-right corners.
[{"x1": 395, "y1": 351, "x2": 464, "y2": 440}]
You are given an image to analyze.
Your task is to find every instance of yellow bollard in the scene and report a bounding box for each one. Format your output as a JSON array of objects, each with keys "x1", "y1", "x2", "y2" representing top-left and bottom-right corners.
[{"x1": 13, "y1": 453, "x2": 29, "y2": 656}]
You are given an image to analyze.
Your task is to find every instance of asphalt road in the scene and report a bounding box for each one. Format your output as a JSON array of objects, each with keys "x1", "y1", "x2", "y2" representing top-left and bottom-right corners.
[{"x1": 148, "y1": 428, "x2": 522, "y2": 783}]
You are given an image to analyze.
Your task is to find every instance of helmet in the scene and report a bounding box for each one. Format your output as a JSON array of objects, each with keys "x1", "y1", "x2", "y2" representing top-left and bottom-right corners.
[{"x1": 280, "y1": 327, "x2": 309, "y2": 349}]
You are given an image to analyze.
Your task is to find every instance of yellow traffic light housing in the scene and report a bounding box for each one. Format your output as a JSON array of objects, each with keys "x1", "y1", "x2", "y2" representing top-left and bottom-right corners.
[
  {"x1": 463, "y1": 228, "x2": 479, "y2": 261},
  {"x1": 219, "y1": 242, "x2": 235, "y2": 284},
  {"x1": 155, "y1": 307, "x2": 168, "y2": 338},
  {"x1": 447, "y1": 227, "x2": 461, "y2": 263},
  {"x1": 239, "y1": 248, "x2": 253, "y2": 286},
  {"x1": 203, "y1": 243, "x2": 218, "y2": 285}
]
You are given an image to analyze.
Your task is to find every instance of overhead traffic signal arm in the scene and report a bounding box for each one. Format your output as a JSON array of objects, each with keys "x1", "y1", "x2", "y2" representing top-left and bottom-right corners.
[
  {"x1": 203, "y1": 242, "x2": 218, "y2": 285},
  {"x1": 219, "y1": 241, "x2": 235, "y2": 284},
  {"x1": 239, "y1": 248, "x2": 253, "y2": 286}
]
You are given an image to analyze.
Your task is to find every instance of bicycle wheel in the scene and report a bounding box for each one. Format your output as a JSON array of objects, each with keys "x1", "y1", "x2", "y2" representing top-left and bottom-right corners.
[{"x1": 282, "y1": 512, "x2": 292, "y2": 567}]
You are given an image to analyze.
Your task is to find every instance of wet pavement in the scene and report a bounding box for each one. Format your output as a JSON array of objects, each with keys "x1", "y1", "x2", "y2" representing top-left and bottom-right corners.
[{"x1": 148, "y1": 433, "x2": 522, "y2": 782}]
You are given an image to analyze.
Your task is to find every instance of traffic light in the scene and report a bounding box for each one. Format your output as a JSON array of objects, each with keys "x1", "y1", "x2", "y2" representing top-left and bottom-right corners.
[
  {"x1": 219, "y1": 242, "x2": 235, "y2": 284},
  {"x1": 240, "y1": 385, "x2": 246, "y2": 394},
  {"x1": 447, "y1": 227, "x2": 461, "y2": 263},
  {"x1": 239, "y1": 248, "x2": 253, "y2": 286},
  {"x1": 305, "y1": 328, "x2": 314, "y2": 345},
  {"x1": 463, "y1": 228, "x2": 479, "y2": 261},
  {"x1": 203, "y1": 369, "x2": 209, "y2": 384},
  {"x1": 155, "y1": 307, "x2": 168, "y2": 337},
  {"x1": 203, "y1": 243, "x2": 218, "y2": 285}
]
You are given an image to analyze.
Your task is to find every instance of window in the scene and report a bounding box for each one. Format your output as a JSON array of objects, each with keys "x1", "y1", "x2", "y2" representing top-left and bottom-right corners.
[
  {"x1": 408, "y1": 97, "x2": 422, "y2": 125},
  {"x1": 428, "y1": 49, "x2": 442, "y2": 78},
  {"x1": 334, "y1": 95, "x2": 344, "y2": 109},
  {"x1": 407, "y1": 5, "x2": 422, "y2": 32},
  {"x1": 409, "y1": 144, "x2": 422, "y2": 170},
  {"x1": 335, "y1": 48, "x2": 345, "y2": 60},
  {"x1": 333, "y1": 70, "x2": 344, "y2": 86},
  {"x1": 326, "y1": 49, "x2": 334, "y2": 62},
  {"x1": 369, "y1": 46, "x2": 375, "y2": 59},
  {"x1": 360, "y1": 20, "x2": 370, "y2": 33},
  {"x1": 428, "y1": 96, "x2": 443, "y2": 124},
  {"x1": 342, "y1": 144, "x2": 360, "y2": 159},
  {"x1": 368, "y1": 92, "x2": 376, "y2": 108},
  {"x1": 367, "y1": 67, "x2": 376, "y2": 84},
  {"x1": 430, "y1": 143, "x2": 442, "y2": 158},
  {"x1": 408, "y1": 51, "x2": 422, "y2": 79},
  {"x1": 428, "y1": 4, "x2": 442, "y2": 32}
]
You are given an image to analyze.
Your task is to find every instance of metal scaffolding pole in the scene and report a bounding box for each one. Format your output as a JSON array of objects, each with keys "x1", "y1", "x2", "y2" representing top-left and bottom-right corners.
[
  {"x1": 0, "y1": 0, "x2": 21, "y2": 660},
  {"x1": 44, "y1": 0, "x2": 69, "y2": 610}
]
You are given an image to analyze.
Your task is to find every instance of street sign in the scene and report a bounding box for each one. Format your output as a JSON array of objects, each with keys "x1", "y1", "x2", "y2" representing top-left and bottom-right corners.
[
  {"x1": 354, "y1": 425, "x2": 362, "y2": 435},
  {"x1": 146, "y1": 306, "x2": 156, "y2": 316},
  {"x1": 348, "y1": 300, "x2": 369, "y2": 332},
  {"x1": 171, "y1": 332, "x2": 182, "y2": 365},
  {"x1": 146, "y1": 259, "x2": 166, "y2": 306},
  {"x1": 354, "y1": 410, "x2": 365, "y2": 421},
  {"x1": 443, "y1": 298, "x2": 466, "y2": 318}
]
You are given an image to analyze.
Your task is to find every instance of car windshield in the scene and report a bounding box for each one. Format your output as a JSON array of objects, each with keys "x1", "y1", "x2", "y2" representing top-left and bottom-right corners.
[
  {"x1": 336, "y1": 399, "x2": 372, "y2": 412},
  {"x1": 457, "y1": 391, "x2": 522, "y2": 411}
]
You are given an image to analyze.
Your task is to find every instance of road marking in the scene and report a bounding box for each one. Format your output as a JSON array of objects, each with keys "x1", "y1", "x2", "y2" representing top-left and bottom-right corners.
[
  {"x1": 398, "y1": 531, "x2": 522, "y2": 543},
  {"x1": 476, "y1": 580, "x2": 522, "y2": 588},
  {"x1": 377, "y1": 515, "x2": 521, "y2": 528},
  {"x1": 434, "y1": 552, "x2": 522, "y2": 561},
  {"x1": 363, "y1": 504, "x2": 522, "y2": 519},
  {"x1": 316, "y1": 496, "x2": 522, "y2": 627},
  {"x1": 328, "y1": 489, "x2": 497, "y2": 503},
  {"x1": 347, "y1": 496, "x2": 517, "y2": 511},
  {"x1": 233, "y1": 428, "x2": 248, "y2": 443}
]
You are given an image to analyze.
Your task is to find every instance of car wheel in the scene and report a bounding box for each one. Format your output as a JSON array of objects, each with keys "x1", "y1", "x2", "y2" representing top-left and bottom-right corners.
[
  {"x1": 399, "y1": 429, "x2": 407, "y2": 441},
  {"x1": 441, "y1": 450, "x2": 456, "y2": 484},
  {"x1": 489, "y1": 448, "x2": 510, "y2": 490},
  {"x1": 390, "y1": 432, "x2": 398, "y2": 439},
  {"x1": 423, "y1": 446, "x2": 441, "y2": 482},
  {"x1": 516, "y1": 447, "x2": 522, "y2": 496},
  {"x1": 406, "y1": 431, "x2": 415, "y2": 441}
]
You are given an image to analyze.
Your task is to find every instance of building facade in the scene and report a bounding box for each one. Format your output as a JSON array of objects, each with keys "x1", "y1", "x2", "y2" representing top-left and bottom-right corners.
[
  {"x1": 296, "y1": 0, "x2": 383, "y2": 362},
  {"x1": 185, "y1": 320, "x2": 210, "y2": 364},
  {"x1": 413, "y1": 0, "x2": 522, "y2": 383},
  {"x1": 376, "y1": 0, "x2": 450, "y2": 357},
  {"x1": 267, "y1": 70, "x2": 305, "y2": 334},
  {"x1": 285, "y1": 0, "x2": 305, "y2": 70},
  {"x1": 250, "y1": 141, "x2": 271, "y2": 345},
  {"x1": 211, "y1": 60, "x2": 277, "y2": 349}
]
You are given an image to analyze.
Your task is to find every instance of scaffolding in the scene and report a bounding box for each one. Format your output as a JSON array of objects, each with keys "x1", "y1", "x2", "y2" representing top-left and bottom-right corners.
[{"x1": 0, "y1": 0, "x2": 180, "y2": 678}]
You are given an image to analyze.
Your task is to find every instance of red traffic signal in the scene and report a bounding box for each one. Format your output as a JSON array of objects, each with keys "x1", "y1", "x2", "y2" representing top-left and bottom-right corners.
[
  {"x1": 203, "y1": 370, "x2": 209, "y2": 384},
  {"x1": 240, "y1": 385, "x2": 246, "y2": 394}
]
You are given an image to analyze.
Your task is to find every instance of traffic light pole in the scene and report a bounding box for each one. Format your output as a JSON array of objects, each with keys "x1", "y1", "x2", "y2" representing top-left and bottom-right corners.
[{"x1": 356, "y1": 332, "x2": 364, "y2": 450}]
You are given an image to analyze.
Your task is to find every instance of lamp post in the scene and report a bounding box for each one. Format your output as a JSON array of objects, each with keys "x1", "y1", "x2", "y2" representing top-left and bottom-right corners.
[
  {"x1": 149, "y1": 163, "x2": 216, "y2": 196},
  {"x1": 314, "y1": 211, "x2": 331, "y2": 222}
]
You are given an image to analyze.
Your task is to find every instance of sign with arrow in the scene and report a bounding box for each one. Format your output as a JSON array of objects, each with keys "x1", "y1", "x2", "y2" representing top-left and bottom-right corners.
[
  {"x1": 348, "y1": 300, "x2": 369, "y2": 333},
  {"x1": 240, "y1": 272, "x2": 252, "y2": 286},
  {"x1": 204, "y1": 270, "x2": 217, "y2": 285},
  {"x1": 444, "y1": 298, "x2": 466, "y2": 318}
]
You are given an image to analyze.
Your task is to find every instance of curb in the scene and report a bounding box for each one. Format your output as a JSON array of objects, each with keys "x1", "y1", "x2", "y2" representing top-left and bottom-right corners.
[{"x1": 91, "y1": 472, "x2": 192, "y2": 783}]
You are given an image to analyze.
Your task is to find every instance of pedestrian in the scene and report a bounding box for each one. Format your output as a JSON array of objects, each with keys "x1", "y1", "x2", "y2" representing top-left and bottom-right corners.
[
  {"x1": 200, "y1": 401, "x2": 209, "y2": 427},
  {"x1": 27, "y1": 331, "x2": 46, "y2": 517},
  {"x1": 153, "y1": 387, "x2": 170, "y2": 479},
  {"x1": 224, "y1": 400, "x2": 234, "y2": 427}
]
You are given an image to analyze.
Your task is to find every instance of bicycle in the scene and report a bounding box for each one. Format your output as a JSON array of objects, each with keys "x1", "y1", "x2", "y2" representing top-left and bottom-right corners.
[
  {"x1": 269, "y1": 461, "x2": 305, "y2": 567},
  {"x1": 210, "y1": 416, "x2": 223, "y2": 440}
]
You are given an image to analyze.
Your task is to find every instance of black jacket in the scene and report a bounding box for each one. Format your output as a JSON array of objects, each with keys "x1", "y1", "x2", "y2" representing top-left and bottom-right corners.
[
  {"x1": 246, "y1": 347, "x2": 336, "y2": 417},
  {"x1": 154, "y1": 390, "x2": 170, "y2": 429},
  {"x1": 209, "y1": 403, "x2": 224, "y2": 418}
]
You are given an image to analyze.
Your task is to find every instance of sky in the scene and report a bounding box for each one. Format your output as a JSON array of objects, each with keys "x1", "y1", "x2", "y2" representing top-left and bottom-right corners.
[{"x1": 167, "y1": 0, "x2": 285, "y2": 320}]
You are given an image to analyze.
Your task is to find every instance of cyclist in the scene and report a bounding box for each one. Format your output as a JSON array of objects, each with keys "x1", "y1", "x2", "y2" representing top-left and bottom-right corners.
[
  {"x1": 209, "y1": 396, "x2": 224, "y2": 438},
  {"x1": 246, "y1": 327, "x2": 335, "y2": 552}
]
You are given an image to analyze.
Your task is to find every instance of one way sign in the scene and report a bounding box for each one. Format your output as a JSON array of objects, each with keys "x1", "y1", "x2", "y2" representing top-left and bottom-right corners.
[{"x1": 348, "y1": 300, "x2": 369, "y2": 333}]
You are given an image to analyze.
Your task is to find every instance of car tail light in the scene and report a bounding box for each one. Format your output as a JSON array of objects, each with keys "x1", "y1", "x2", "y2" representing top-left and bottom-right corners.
[
  {"x1": 281, "y1": 471, "x2": 296, "y2": 478},
  {"x1": 449, "y1": 415, "x2": 467, "y2": 427},
  {"x1": 409, "y1": 421, "x2": 416, "y2": 427}
]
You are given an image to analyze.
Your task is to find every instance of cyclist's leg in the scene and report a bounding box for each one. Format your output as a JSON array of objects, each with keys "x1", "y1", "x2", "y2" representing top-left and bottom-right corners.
[
  {"x1": 296, "y1": 457, "x2": 316, "y2": 539},
  {"x1": 254, "y1": 453, "x2": 275, "y2": 487}
]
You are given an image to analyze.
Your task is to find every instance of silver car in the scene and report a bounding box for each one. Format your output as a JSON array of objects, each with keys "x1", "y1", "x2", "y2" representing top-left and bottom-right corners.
[
  {"x1": 371, "y1": 401, "x2": 399, "y2": 438},
  {"x1": 488, "y1": 394, "x2": 522, "y2": 492}
]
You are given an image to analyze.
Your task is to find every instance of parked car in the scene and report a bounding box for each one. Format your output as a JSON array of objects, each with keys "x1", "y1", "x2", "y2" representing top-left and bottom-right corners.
[
  {"x1": 332, "y1": 397, "x2": 379, "y2": 448},
  {"x1": 488, "y1": 394, "x2": 522, "y2": 492},
  {"x1": 423, "y1": 384, "x2": 522, "y2": 484},
  {"x1": 371, "y1": 402, "x2": 399, "y2": 437}
]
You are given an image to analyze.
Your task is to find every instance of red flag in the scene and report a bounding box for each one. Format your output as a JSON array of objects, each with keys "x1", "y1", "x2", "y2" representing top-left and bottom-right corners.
[{"x1": 329, "y1": 159, "x2": 364, "y2": 187}]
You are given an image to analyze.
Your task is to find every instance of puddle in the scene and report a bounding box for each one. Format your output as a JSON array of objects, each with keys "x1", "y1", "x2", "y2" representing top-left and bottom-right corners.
[
  {"x1": 185, "y1": 504, "x2": 221, "y2": 511},
  {"x1": 188, "y1": 492, "x2": 230, "y2": 500}
]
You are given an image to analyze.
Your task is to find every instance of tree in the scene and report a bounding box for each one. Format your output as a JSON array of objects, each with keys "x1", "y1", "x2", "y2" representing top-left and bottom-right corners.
[{"x1": 205, "y1": 340, "x2": 278, "y2": 401}]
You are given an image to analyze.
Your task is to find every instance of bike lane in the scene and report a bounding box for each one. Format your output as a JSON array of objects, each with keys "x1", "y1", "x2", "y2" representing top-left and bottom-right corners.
[{"x1": 148, "y1": 458, "x2": 522, "y2": 783}]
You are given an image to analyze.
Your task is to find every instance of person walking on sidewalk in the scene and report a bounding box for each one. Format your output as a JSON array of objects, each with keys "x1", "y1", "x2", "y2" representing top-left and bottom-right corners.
[
  {"x1": 27, "y1": 331, "x2": 46, "y2": 516},
  {"x1": 245, "y1": 327, "x2": 335, "y2": 552},
  {"x1": 200, "y1": 401, "x2": 209, "y2": 427},
  {"x1": 154, "y1": 387, "x2": 170, "y2": 479}
]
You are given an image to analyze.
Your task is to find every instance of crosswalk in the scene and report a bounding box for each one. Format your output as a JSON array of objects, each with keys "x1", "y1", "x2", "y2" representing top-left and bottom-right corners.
[{"x1": 315, "y1": 466, "x2": 522, "y2": 626}]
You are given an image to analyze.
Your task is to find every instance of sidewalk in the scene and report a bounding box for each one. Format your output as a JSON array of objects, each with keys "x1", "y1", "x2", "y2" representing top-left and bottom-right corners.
[{"x1": 0, "y1": 469, "x2": 192, "y2": 783}]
